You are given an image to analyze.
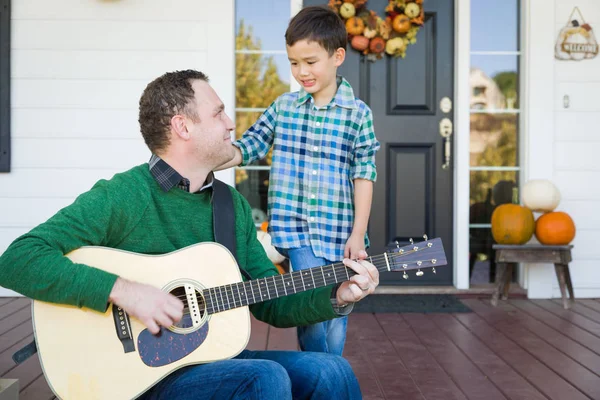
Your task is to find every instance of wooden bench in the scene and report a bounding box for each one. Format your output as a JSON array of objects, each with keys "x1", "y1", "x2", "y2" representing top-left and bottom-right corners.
[{"x1": 491, "y1": 244, "x2": 574, "y2": 309}]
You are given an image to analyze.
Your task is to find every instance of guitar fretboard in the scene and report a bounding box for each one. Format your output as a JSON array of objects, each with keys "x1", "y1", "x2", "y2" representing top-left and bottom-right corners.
[{"x1": 202, "y1": 256, "x2": 388, "y2": 315}]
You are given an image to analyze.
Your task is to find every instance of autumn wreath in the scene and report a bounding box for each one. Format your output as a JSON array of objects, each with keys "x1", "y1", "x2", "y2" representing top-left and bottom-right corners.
[{"x1": 328, "y1": 0, "x2": 424, "y2": 61}]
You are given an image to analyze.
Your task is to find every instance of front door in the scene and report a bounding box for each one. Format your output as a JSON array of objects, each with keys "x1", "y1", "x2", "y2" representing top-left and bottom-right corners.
[{"x1": 304, "y1": 0, "x2": 455, "y2": 285}]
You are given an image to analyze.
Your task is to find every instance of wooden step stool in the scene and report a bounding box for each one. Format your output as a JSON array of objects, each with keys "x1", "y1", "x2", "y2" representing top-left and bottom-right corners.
[{"x1": 491, "y1": 244, "x2": 574, "y2": 309}]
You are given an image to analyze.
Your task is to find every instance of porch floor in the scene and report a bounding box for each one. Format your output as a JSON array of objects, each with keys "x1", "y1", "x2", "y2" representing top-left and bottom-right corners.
[{"x1": 3, "y1": 296, "x2": 600, "y2": 399}]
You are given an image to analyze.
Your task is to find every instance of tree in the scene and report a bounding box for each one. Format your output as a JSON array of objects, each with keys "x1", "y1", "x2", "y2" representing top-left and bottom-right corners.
[
  {"x1": 470, "y1": 113, "x2": 518, "y2": 206},
  {"x1": 493, "y1": 71, "x2": 518, "y2": 108}
]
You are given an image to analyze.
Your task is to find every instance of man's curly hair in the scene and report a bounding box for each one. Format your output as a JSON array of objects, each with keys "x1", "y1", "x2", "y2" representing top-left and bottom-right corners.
[{"x1": 138, "y1": 70, "x2": 209, "y2": 154}]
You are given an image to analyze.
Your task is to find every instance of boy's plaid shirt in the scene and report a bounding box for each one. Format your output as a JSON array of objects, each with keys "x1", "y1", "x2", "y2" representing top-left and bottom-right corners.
[{"x1": 235, "y1": 77, "x2": 380, "y2": 262}]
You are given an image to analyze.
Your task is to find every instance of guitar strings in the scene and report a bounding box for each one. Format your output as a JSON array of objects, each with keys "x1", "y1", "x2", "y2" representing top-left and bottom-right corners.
[
  {"x1": 172, "y1": 247, "x2": 438, "y2": 304},
  {"x1": 176, "y1": 247, "x2": 440, "y2": 315}
]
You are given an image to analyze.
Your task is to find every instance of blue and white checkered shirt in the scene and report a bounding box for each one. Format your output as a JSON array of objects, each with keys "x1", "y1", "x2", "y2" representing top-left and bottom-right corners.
[{"x1": 235, "y1": 77, "x2": 380, "y2": 262}]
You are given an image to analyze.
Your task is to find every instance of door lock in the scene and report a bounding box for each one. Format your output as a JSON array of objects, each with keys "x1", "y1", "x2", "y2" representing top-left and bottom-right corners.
[{"x1": 439, "y1": 118, "x2": 453, "y2": 170}]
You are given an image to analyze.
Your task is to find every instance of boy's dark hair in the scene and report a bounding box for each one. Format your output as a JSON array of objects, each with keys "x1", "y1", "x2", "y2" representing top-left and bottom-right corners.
[
  {"x1": 285, "y1": 6, "x2": 347, "y2": 55},
  {"x1": 138, "y1": 69, "x2": 208, "y2": 154}
]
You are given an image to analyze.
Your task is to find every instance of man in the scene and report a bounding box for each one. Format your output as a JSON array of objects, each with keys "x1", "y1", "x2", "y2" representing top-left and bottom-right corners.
[{"x1": 0, "y1": 70, "x2": 379, "y2": 399}]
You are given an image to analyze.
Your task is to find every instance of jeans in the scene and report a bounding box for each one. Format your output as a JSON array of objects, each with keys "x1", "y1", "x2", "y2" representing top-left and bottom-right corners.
[
  {"x1": 285, "y1": 246, "x2": 348, "y2": 356},
  {"x1": 141, "y1": 350, "x2": 362, "y2": 399}
]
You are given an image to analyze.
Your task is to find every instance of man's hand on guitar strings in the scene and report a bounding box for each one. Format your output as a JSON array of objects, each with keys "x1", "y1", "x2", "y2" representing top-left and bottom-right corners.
[
  {"x1": 108, "y1": 277, "x2": 184, "y2": 334},
  {"x1": 336, "y1": 250, "x2": 379, "y2": 306}
]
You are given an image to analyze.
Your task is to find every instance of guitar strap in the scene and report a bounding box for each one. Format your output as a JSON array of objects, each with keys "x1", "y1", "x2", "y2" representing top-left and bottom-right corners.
[
  {"x1": 211, "y1": 178, "x2": 252, "y2": 281},
  {"x1": 13, "y1": 178, "x2": 252, "y2": 364}
]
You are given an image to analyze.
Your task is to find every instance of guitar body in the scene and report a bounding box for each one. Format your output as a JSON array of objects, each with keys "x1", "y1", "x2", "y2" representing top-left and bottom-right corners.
[{"x1": 32, "y1": 243, "x2": 250, "y2": 400}]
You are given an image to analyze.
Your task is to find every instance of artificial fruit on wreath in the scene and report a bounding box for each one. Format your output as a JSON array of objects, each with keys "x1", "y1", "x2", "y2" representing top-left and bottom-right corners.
[
  {"x1": 392, "y1": 14, "x2": 411, "y2": 33},
  {"x1": 351, "y1": 35, "x2": 370, "y2": 51},
  {"x1": 404, "y1": 2, "x2": 421, "y2": 18},
  {"x1": 346, "y1": 16, "x2": 365, "y2": 35},
  {"x1": 385, "y1": 37, "x2": 406, "y2": 56},
  {"x1": 339, "y1": 2, "x2": 357, "y2": 18}
]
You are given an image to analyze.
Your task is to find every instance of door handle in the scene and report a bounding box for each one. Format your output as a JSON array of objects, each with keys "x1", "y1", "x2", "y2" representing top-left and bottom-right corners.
[{"x1": 439, "y1": 118, "x2": 453, "y2": 170}]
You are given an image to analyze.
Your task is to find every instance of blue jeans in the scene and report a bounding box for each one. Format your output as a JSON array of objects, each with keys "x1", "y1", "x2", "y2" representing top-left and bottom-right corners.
[
  {"x1": 141, "y1": 350, "x2": 362, "y2": 399},
  {"x1": 285, "y1": 246, "x2": 348, "y2": 356}
]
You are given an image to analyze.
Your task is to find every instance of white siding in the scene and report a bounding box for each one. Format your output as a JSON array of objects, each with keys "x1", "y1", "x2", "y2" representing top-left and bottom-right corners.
[
  {"x1": 526, "y1": 0, "x2": 600, "y2": 298},
  {"x1": 0, "y1": 0, "x2": 235, "y2": 296}
]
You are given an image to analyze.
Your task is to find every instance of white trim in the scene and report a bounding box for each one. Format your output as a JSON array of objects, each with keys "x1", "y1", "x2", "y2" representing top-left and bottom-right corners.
[
  {"x1": 454, "y1": 0, "x2": 470, "y2": 289},
  {"x1": 469, "y1": 166, "x2": 521, "y2": 171},
  {"x1": 521, "y1": 0, "x2": 556, "y2": 297},
  {"x1": 236, "y1": 50, "x2": 288, "y2": 55},
  {"x1": 470, "y1": 51, "x2": 521, "y2": 56},
  {"x1": 469, "y1": 109, "x2": 521, "y2": 114}
]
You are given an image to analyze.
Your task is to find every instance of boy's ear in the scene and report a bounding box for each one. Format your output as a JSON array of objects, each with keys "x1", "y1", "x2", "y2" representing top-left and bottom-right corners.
[
  {"x1": 171, "y1": 115, "x2": 190, "y2": 140},
  {"x1": 334, "y1": 47, "x2": 346, "y2": 67}
]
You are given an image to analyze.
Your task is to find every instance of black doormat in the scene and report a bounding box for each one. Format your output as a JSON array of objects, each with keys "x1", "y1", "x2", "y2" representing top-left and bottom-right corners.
[{"x1": 353, "y1": 294, "x2": 472, "y2": 313}]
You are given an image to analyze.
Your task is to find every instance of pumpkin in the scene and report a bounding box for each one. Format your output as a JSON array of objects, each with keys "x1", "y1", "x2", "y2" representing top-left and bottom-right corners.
[
  {"x1": 351, "y1": 35, "x2": 370, "y2": 52},
  {"x1": 392, "y1": 14, "x2": 411, "y2": 33},
  {"x1": 491, "y1": 204, "x2": 535, "y2": 245},
  {"x1": 535, "y1": 211, "x2": 576, "y2": 245},
  {"x1": 405, "y1": 3, "x2": 421, "y2": 19},
  {"x1": 522, "y1": 179, "x2": 561, "y2": 212},
  {"x1": 369, "y1": 37, "x2": 386, "y2": 53},
  {"x1": 345, "y1": 17, "x2": 365, "y2": 36},
  {"x1": 339, "y1": 2, "x2": 356, "y2": 19},
  {"x1": 385, "y1": 37, "x2": 406, "y2": 56}
]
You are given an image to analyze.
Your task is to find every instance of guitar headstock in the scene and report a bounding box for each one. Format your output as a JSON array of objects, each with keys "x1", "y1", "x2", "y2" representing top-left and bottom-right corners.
[{"x1": 387, "y1": 235, "x2": 447, "y2": 279}]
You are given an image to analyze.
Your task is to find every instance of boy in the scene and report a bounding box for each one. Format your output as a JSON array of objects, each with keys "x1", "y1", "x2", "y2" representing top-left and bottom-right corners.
[{"x1": 223, "y1": 6, "x2": 380, "y2": 355}]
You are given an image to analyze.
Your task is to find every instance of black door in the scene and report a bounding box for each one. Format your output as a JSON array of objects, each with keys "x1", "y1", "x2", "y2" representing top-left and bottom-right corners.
[{"x1": 304, "y1": 0, "x2": 455, "y2": 285}]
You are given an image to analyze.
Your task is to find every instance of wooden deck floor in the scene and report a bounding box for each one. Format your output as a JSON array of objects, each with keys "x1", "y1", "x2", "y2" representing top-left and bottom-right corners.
[{"x1": 3, "y1": 297, "x2": 600, "y2": 399}]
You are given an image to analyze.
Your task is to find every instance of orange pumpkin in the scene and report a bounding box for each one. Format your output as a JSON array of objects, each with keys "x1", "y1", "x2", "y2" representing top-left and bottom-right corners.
[
  {"x1": 535, "y1": 211, "x2": 576, "y2": 245},
  {"x1": 392, "y1": 14, "x2": 411, "y2": 33},
  {"x1": 345, "y1": 17, "x2": 365, "y2": 36},
  {"x1": 491, "y1": 204, "x2": 535, "y2": 245},
  {"x1": 369, "y1": 37, "x2": 385, "y2": 53},
  {"x1": 351, "y1": 35, "x2": 370, "y2": 52}
]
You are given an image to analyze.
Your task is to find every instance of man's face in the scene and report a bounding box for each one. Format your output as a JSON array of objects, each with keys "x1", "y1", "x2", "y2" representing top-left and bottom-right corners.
[{"x1": 186, "y1": 80, "x2": 235, "y2": 167}]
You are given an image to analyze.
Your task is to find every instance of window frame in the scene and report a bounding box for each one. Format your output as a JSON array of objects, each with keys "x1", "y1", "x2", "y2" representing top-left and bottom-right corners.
[{"x1": 0, "y1": 0, "x2": 10, "y2": 172}]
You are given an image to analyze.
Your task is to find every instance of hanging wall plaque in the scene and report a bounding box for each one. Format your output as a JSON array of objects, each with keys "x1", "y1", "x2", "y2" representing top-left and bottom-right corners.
[{"x1": 555, "y1": 6, "x2": 598, "y2": 61}]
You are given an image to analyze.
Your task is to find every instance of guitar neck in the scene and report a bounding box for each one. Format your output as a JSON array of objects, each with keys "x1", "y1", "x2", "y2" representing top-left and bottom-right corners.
[{"x1": 202, "y1": 254, "x2": 392, "y2": 315}]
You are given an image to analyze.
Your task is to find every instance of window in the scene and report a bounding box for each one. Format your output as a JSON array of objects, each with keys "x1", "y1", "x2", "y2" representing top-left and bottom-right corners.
[
  {"x1": 469, "y1": 0, "x2": 520, "y2": 284},
  {"x1": 234, "y1": 1, "x2": 295, "y2": 225},
  {"x1": 0, "y1": 0, "x2": 10, "y2": 172}
]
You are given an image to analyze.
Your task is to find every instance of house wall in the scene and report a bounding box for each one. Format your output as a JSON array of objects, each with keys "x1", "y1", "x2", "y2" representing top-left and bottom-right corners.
[
  {"x1": 525, "y1": 0, "x2": 600, "y2": 298},
  {"x1": 0, "y1": 0, "x2": 235, "y2": 296}
]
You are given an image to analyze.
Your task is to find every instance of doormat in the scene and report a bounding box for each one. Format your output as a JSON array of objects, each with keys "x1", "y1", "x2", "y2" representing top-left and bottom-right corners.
[{"x1": 353, "y1": 294, "x2": 472, "y2": 313}]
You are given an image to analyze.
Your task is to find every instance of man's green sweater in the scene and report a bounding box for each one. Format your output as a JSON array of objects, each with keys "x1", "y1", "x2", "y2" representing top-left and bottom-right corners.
[{"x1": 0, "y1": 165, "x2": 339, "y2": 327}]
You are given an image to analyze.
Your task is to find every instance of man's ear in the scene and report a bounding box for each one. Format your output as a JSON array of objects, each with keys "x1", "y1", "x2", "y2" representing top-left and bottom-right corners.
[
  {"x1": 170, "y1": 115, "x2": 190, "y2": 140},
  {"x1": 334, "y1": 47, "x2": 346, "y2": 67}
]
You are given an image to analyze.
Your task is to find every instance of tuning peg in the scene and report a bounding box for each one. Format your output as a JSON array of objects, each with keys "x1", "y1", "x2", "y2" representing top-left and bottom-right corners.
[
  {"x1": 423, "y1": 234, "x2": 428, "y2": 241},
  {"x1": 402, "y1": 264, "x2": 408, "y2": 269},
  {"x1": 416, "y1": 270, "x2": 424, "y2": 277},
  {"x1": 409, "y1": 238, "x2": 414, "y2": 245},
  {"x1": 403, "y1": 272, "x2": 409, "y2": 279},
  {"x1": 395, "y1": 240, "x2": 400, "y2": 249},
  {"x1": 432, "y1": 267, "x2": 437, "y2": 274}
]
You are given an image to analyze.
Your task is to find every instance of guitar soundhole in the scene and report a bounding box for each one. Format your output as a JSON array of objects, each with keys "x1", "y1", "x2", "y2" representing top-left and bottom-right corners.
[{"x1": 169, "y1": 286, "x2": 206, "y2": 329}]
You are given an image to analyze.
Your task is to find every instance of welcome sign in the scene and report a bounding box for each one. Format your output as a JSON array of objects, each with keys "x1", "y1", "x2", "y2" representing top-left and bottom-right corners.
[{"x1": 555, "y1": 7, "x2": 598, "y2": 61}]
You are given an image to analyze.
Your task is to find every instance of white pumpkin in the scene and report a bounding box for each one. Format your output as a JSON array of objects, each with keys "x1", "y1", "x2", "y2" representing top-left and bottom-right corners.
[
  {"x1": 521, "y1": 179, "x2": 561, "y2": 212},
  {"x1": 257, "y1": 230, "x2": 286, "y2": 264}
]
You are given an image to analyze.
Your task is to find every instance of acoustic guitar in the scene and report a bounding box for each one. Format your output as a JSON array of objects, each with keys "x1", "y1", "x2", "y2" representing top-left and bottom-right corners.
[{"x1": 32, "y1": 237, "x2": 446, "y2": 399}]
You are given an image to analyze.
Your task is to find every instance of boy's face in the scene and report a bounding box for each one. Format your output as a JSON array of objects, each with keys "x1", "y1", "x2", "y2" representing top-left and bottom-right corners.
[{"x1": 287, "y1": 39, "x2": 345, "y2": 98}]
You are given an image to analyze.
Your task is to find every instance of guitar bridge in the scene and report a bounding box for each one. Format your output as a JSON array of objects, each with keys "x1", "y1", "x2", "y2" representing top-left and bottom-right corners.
[{"x1": 112, "y1": 305, "x2": 135, "y2": 353}]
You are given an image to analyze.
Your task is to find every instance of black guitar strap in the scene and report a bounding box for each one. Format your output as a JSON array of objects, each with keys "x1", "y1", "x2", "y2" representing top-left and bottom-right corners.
[
  {"x1": 13, "y1": 178, "x2": 252, "y2": 364},
  {"x1": 211, "y1": 179, "x2": 252, "y2": 281}
]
